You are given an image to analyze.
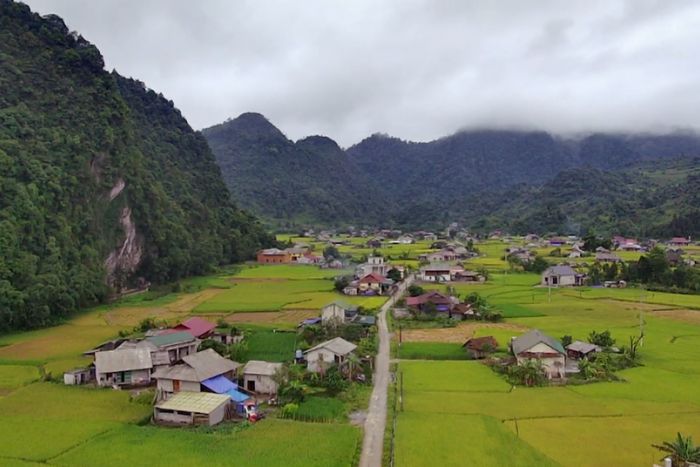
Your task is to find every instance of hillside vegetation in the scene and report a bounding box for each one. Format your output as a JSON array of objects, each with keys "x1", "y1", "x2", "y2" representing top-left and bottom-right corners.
[{"x1": 0, "y1": 1, "x2": 272, "y2": 331}]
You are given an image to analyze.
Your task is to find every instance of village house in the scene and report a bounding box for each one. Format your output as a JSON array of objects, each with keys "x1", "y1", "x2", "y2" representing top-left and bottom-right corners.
[
  {"x1": 453, "y1": 270, "x2": 485, "y2": 282},
  {"x1": 669, "y1": 236, "x2": 691, "y2": 247},
  {"x1": 548, "y1": 237, "x2": 567, "y2": 246},
  {"x1": 419, "y1": 263, "x2": 464, "y2": 282},
  {"x1": 390, "y1": 235, "x2": 414, "y2": 244},
  {"x1": 420, "y1": 249, "x2": 457, "y2": 263},
  {"x1": 462, "y1": 336, "x2": 498, "y2": 359},
  {"x1": 154, "y1": 391, "x2": 231, "y2": 427},
  {"x1": 665, "y1": 249, "x2": 684, "y2": 266},
  {"x1": 358, "y1": 272, "x2": 393, "y2": 295},
  {"x1": 451, "y1": 303, "x2": 477, "y2": 320},
  {"x1": 566, "y1": 341, "x2": 602, "y2": 360},
  {"x1": 321, "y1": 301, "x2": 359, "y2": 326},
  {"x1": 256, "y1": 248, "x2": 291, "y2": 264},
  {"x1": 511, "y1": 329, "x2": 567, "y2": 379},
  {"x1": 152, "y1": 349, "x2": 241, "y2": 400},
  {"x1": 568, "y1": 245, "x2": 585, "y2": 258},
  {"x1": 541, "y1": 265, "x2": 584, "y2": 287},
  {"x1": 173, "y1": 317, "x2": 216, "y2": 339},
  {"x1": 305, "y1": 337, "x2": 357, "y2": 373},
  {"x1": 595, "y1": 252, "x2": 623, "y2": 263},
  {"x1": 121, "y1": 331, "x2": 199, "y2": 369},
  {"x1": 405, "y1": 291, "x2": 457, "y2": 314},
  {"x1": 356, "y1": 255, "x2": 388, "y2": 277},
  {"x1": 242, "y1": 360, "x2": 283, "y2": 395},
  {"x1": 95, "y1": 348, "x2": 153, "y2": 387}
]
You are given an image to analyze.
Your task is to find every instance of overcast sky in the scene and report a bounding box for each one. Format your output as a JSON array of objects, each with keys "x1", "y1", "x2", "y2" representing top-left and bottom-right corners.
[{"x1": 24, "y1": 0, "x2": 700, "y2": 146}]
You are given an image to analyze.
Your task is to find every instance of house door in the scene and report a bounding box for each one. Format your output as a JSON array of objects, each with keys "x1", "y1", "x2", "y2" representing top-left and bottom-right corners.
[
  {"x1": 247, "y1": 380, "x2": 255, "y2": 392},
  {"x1": 173, "y1": 380, "x2": 180, "y2": 392}
]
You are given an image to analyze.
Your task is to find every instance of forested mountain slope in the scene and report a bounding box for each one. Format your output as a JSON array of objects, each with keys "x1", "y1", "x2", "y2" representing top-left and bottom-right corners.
[
  {"x1": 206, "y1": 111, "x2": 700, "y2": 232},
  {"x1": 203, "y1": 113, "x2": 389, "y2": 228},
  {"x1": 0, "y1": 1, "x2": 271, "y2": 331}
]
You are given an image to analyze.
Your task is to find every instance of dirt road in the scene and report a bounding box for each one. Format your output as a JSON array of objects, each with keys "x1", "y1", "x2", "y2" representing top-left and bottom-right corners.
[{"x1": 359, "y1": 275, "x2": 413, "y2": 467}]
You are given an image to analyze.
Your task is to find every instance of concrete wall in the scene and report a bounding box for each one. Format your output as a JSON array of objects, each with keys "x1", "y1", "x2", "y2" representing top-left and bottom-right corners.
[
  {"x1": 157, "y1": 378, "x2": 200, "y2": 394},
  {"x1": 306, "y1": 348, "x2": 342, "y2": 373},
  {"x1": 243, "y1": 374, "x2": 278, "y2": 395},
  {"x1": 154, "y1": 408, "x2": 193, "y2": 425},
  {"x1": 321, "y1": 304, "x2": 345, "y2": 325}
]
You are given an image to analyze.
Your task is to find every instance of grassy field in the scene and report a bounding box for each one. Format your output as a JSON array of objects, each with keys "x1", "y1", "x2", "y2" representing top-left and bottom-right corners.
[
  {"x1": 397, "y1": 342, "x2": 469, "y2": 360},
  {"x1": 394, "y1": 272, "x2": 700, "y2": 466},
  {"x1": 243, "y1": 329, "x2": 298, "y2": 362},
  {"x1": 52, "y1": 420, "x2": 360, "y2": 466}
]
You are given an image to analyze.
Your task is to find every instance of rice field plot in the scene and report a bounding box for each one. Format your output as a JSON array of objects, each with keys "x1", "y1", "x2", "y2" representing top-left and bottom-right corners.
[
  {"x1": 282, "y1": 396, "x2": 346, "y2": 422},
  {"x1": 567, "y1": 286, "x2": 700, "y2": 309},
  {"x1": 395, "y1": 412, "x2": 559, "y2": 467},
  {"x1": 234, "y1": 264, "x2": 349, "y2": 280},
  {"x1": 243, "y1": 329, "x2": 298, "y2": 362},
  {"x1": 398, "y1": 342, "x2": 470, "y2": 360},
  {"x1": 0, "y1": 364, "x2": 40, "y2": 391},
  {"x1": 193, "y1": 279, "x2": 334, "y2": 313},
  {"x1": 393, "y1": 273, "x2": 700, "y2": 466},
  {"x1": 52, "y1": 419, "x2": 361, "y2": 467},
  {"x1": 0, "y1": 383, "x2": 150, "y2": 463}
]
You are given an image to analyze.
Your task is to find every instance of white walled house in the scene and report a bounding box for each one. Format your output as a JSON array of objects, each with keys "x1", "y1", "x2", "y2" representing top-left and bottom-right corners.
[
  {"x1": 541, "y1": 265, "x2": 583, "y2": 287},
  {"x1": 154, "y1": 391, "x2": 230, "y2": 426},
  {"x1": 305, "y1": 337, "x2": 357, "y2": 373},
  {"x1": 511, "y1": 330, "x2": 566, "y2": 379},
  {"x1": 242, "y1": 360, "x2": 283, "y2": 395},
  {"x1": 94, "y1": 348, "x2": 153, "y2": 387},
  {"x1": 321, "y1": 301, "x2": 358, "y2": 326}
]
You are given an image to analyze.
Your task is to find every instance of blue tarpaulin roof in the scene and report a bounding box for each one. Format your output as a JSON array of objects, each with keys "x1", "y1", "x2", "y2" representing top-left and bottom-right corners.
[
  {"x1": 202, "y1": 375, "x2": 236, "y2": 394},
  {"x1": 226, "y1": 388, "x2": 250, "y2": 403}
]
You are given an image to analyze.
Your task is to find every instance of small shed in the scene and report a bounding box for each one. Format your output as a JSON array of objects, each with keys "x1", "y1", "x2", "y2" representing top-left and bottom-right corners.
[
  {"x1": 63, "y1": 367, "x2": 94, "y2": 385},
  {"x1": 462, "y1": 336, "x2": 498, "y2": 359},
  {"x1": 566, "y1": 341, "x2": 602, "y2": 360},
  {"x1": 242, "y1": 360, "x2": 283, "y2": 395},
  {"x1": 154, "y1": 391, "x2": 231, "y2": 426}
]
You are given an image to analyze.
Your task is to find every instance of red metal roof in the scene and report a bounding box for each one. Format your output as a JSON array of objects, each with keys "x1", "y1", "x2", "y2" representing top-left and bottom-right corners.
[
  {"x1": 174, "y1": 317, "x2": 216, "y2": 338},
  {"x1": 359, "y1": 272, "x2": 387, "y2": 284},
  {"x1": 405, "y1": 291, "x2": 452, "y2": 306}
]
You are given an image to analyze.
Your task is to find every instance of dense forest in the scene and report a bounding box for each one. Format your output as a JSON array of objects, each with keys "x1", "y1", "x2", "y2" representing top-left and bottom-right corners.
[
  {"x1": 206, "y1": 113, "x2": 700, "y2": 236},
  {"x1": 0, "y1": 1, "x2": 272, "y2": 331}
]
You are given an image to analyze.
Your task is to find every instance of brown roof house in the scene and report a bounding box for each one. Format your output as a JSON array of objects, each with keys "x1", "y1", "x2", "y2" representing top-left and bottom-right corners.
[{"x1": 462, "y1": 336, "x2": 498, "y2": 359}]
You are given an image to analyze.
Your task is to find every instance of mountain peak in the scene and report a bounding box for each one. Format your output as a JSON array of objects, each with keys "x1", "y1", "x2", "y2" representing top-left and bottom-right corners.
[
  {"x1": 296, "y1": 135, "x2": 343, "y2": 155},
  {"x1": 202, "y1": 112, "x2": 286, "y2": 141}
]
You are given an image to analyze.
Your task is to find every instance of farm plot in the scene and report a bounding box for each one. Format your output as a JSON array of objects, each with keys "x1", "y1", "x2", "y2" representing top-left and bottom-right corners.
[
  {"x1": 393, "y1": 274, "x2": 700, "y2": 467},
  {"x1": 52, "y1": 420, "x2": 360, "y2": 467}
]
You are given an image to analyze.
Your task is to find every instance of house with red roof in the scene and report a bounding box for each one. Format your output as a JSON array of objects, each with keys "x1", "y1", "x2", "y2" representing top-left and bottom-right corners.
[
  {"x1": 405, "y1": 291, "x2": 456, "y2": 313},
  {"x1": 669, "y1": 237, "x2": 691, "y2": 247},
  {"x1": 174, "y1": 317, "x2": 216, "y2": 339},
  {"x1": 358, "y1": 273, "x2": 393, "y2": 295}
]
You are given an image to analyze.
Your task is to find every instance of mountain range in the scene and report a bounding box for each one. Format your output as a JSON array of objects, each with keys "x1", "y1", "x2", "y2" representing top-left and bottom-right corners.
[{"x1": 204, "y1": 113, "x2": 700, "y2": 236}]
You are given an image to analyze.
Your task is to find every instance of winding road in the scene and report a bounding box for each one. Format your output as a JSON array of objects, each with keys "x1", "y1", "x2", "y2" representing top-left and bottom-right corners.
[{"x1": 359, "y1": 275, "x2": 414, "y2": 467}]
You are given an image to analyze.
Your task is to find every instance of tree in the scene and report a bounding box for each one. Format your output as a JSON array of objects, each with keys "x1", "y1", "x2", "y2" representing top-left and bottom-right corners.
[
  {"x1": 323, "y1": 245, "x2": 340, "y2": 260},
  {"x1": 508, "y1": 359, "x2": 546, "y2": 387},
  {"x1": 334, "y1": 276, "x2": 350, "y2": 292},
  {"x1": 387, "y1": 268, "x2": 402, "y2": 282},
  {"x1": 198, "y1": 339, "x2": 227, "y2": 356},
  {"x1": 319, "y1": 365, "x2": 348, "y2": 395},
  {"x1": 588, "y1": 330, "x2": 615, "y2": 348},
  {"x1": 652, "y1": 433, "x2": 700, "y2": 466},
  {"x1": 560, "y1": 335, "x2": 573, "y2": 348},
  {"x1": 408, "y1": 285, "x2": 425, "y2": 297}
]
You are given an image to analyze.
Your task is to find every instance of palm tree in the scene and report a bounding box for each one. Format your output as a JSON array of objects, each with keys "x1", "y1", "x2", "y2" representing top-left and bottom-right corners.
[
  {"x1": 346, "y1": 353, "x2": 361, "y2": 381},
  {"x1": 653, "y1": 433, "x2": 700, "y2": 466}
]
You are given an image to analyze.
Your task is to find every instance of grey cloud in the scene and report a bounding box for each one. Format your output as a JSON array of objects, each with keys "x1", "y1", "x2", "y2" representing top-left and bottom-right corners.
[{"x1": 23, "y1": 0, "x2": 700, "y2": 146}]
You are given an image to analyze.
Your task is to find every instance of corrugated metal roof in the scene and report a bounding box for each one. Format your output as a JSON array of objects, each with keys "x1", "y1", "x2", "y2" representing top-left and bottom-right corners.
[
  {"x1": 305, "y1": 337, "x2": 357, "y2": 356},
  {"x1": 95, "y1": 348, "x2": 152, "y2": 373},
  {"x1": 152, "y1": 349, "x2": 240, "y2": 382},
  {"x1": 543, "y1": 265, "x2": 577, "y2": 277},
  {"x1": 566, "y1": 341, "x2": 602, "y2": 354},
  {"x1": 146, "y1": 331, "x2": 196, "y2": 347},
  {"x1": 243, "y1": 360, "x2": 283, "y2": 376},
  {"x1": 511, "y1": 329, "x2": 565, "y2": 356},
  {"x1": 155, "y1": 391, "x2": 230, "y2": 414}
]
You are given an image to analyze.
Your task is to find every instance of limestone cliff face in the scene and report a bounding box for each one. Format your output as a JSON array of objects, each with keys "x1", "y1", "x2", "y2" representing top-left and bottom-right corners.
[{"x1": 104, "y1": 179, "x2": 144, "y2": 291}]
